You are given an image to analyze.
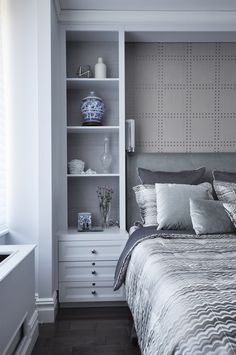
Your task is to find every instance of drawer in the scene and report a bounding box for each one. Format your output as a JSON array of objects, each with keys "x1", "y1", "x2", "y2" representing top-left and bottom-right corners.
[
  {"x1": 59, "y1": 261, "x2": 117, "y2": 282},
  {"x1": 59, "y1": 240, "x2": 124, "y2": 261},
  {"x1": 59, "y1": 281, "x2": 125, "y2": 302}
]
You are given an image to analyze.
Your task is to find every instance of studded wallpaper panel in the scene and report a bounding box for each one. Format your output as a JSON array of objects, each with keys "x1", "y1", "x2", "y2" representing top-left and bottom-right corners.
[{"x1": 125, "y1": 43, "x2": 236, "y2": 153}]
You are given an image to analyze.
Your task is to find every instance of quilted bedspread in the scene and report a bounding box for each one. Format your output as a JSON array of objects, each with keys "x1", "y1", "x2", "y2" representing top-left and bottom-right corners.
[{"x1": 115, "y1": 229, "x2": 236, "y2": 355}]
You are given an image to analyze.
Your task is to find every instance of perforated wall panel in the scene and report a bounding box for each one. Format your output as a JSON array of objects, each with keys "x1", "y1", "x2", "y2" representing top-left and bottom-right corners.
[{"x1": 125, "y1": 43, "x2": 236, "y2": 152}]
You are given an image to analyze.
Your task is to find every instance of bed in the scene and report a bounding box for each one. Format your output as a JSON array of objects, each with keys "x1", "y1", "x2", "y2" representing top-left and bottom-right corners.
[
  {"x1": 114, "y1": 166, "x2": 236, "y2": 355},
  {"x1": 115, "y1": 227, "x2": 236, "y2": 355}
]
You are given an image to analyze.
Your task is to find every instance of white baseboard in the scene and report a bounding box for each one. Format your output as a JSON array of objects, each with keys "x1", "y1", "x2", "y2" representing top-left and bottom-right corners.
[{"x1": 35, "y1": 291, "x2": 58, "y2": 323}]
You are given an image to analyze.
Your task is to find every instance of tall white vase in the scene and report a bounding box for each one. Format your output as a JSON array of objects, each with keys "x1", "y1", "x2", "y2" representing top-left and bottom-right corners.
[{"x1": 95, "y1": 57, "x2": 107, "y2": 78}]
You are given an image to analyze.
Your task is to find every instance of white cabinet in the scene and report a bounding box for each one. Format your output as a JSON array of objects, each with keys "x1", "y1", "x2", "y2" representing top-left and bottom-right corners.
[
  {"x1": 58, "y1": 230, "x2": 127, "y2": 303},
  {"x1": 58, "y1": 29, "x2": 127, "y2": 304}
]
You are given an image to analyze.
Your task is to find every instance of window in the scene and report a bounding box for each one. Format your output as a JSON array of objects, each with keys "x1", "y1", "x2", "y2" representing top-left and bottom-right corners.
[{"x1": 0, "y1": 0, "x2": 7, "y2": 236}]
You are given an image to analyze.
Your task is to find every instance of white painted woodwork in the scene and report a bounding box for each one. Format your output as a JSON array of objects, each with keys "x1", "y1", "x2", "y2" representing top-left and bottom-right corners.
[
  {"x1": 67, "y1": 126, "x2": 119, "y2": 133},
  {"x1": 59, "y1": 260, "x2": 117, "y2": 282},
  {"x1": 59, "y1": 240, "x2": 124, "y2": 262},
  {"x1": 58, "y1": 231, "x2": 128, "y2": 302},
  {"x1": 59, "y1": 280, "x2": 125, "y2": 302},
  {"x1": 57, "y1": 0, "x2": 236, "y2": 12},
  {"x1": 0, "y1": 245, "x2": 37, "y2": 354}
]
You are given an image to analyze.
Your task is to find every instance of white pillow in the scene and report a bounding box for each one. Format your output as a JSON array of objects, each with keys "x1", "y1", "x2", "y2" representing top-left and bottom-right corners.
[{"x1": 155, "y1": 182, "x2": 213, "y2": 230}]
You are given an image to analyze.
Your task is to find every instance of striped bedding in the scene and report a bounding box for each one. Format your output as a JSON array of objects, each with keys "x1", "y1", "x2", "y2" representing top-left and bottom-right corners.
[{"x1": 115, "y1": 228, "x2": 236, "y2": 355}]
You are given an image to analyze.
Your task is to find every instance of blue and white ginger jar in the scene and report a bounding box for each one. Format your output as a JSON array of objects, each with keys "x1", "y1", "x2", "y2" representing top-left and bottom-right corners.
[{"x1": 80, "y1": 91, "x2": 105, "y2": 126}]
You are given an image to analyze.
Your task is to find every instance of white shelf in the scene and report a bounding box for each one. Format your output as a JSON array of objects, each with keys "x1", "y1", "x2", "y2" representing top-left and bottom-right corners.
[
  {"x1": 67, "y1": 174, "x2": 120, "y2": 178},
  {"x1": 67, "y1": 78, "x2": 119, "y2": 90},
  {"x1": 67, "y1": 126, "x2": 119, "y2": 134},
  {"x1": 58, "y1": 227, "x2": 128, "y2": 241}
]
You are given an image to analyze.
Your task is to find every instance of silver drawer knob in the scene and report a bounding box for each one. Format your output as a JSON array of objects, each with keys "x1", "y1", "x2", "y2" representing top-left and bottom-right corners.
[
  {"x1": 91, "y1": 249, "x2": 96, "y2": 254},
  {"x1": 91, "y1": 290, "x2": 97, "y2": 295},
  {"x1": 92, "y1": 262, "x2": 96, "y2": 266},
  {"x1": 92, "y1": 282, "x2": 96, "y2": 286},
  {"x1": 91, "y1": 270, "x2": 96, "y2": 275}
]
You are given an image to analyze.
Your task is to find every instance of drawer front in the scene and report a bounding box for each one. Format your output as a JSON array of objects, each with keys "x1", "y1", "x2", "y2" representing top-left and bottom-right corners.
[
  {"x1": 59, "y1": 261, "x2": 117, "y2": 282},
  {"x1": 59, "y1": 241, "x2": 124, "y2": 261},
  {"x1": 59, "y1": 281, "x2": 125, "y2": 302}
]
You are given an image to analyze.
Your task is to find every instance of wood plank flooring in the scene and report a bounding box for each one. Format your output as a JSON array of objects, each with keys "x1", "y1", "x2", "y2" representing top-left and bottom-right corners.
[{"x1": 32, "y1": 306, "x2": 141, "y2": 355}]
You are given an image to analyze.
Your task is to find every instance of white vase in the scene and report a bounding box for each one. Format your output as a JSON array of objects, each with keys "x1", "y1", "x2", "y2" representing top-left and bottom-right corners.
[{"x1": 95, "y1": 57, "x2": 107, "y2": 78}]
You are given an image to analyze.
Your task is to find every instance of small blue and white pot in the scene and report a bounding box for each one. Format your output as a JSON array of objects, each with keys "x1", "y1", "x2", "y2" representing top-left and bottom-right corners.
[{"x1": 80, "y1": 91, "x2": 105, "y2": 126}]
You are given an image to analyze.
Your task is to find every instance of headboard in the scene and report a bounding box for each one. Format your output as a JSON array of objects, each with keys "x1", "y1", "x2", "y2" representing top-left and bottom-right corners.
[{"x1": 126, "y1": 152, "x2": 236, "y2": 229}]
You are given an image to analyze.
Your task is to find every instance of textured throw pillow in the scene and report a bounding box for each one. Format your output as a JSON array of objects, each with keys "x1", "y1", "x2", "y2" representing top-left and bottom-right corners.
[
  {"x1": 213, "y1": 180, "x2": 236, "y2": 203},
  {"x1": 190, "y1": 199, "x2": 235, "y2": 235},
  {"x1": 155, "y1": 182, "x2": 213, "y2": 230},
  {"x1": 133, "y1": 185, "x2": 157, "y2": 226},
  {"x1": 223, "y1": 203, "x2": 236, "y2": 229},
  {"x1": 213, "y1": 170, "x2": 236, "y2": 183},
  {"x1": 138, "y1": 166, "x2": 205, "y2": 185}
]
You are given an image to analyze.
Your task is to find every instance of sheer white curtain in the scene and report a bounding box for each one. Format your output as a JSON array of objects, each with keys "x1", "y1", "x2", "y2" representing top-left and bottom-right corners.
[{"x1": 0, "y1": 0, "x2": 8, "y2": 235}]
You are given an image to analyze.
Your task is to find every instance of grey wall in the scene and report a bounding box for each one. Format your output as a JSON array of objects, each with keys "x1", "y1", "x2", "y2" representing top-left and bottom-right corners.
[
  {"x1": 126, "y1": 42, "x2": 236, "y2": 153},
  {"x1": 127, "y1": 153, "x2": 236, "y2": 228}
]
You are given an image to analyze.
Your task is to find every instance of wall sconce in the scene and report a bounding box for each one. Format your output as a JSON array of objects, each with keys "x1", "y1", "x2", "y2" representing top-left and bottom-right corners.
[{"x1": 125, "y1": 119, "x2": 135, "y2": 153}]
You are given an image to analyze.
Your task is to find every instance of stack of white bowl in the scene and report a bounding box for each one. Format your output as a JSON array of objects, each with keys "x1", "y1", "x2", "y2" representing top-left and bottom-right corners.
[{"x1": 68, "y1": 159, "x2": 85, "y2": 174}]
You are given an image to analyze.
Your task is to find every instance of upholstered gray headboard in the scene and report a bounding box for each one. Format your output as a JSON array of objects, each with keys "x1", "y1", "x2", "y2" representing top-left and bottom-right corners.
[{"x1": 126, "y1": 153, "x2": 236, "y2": 229}]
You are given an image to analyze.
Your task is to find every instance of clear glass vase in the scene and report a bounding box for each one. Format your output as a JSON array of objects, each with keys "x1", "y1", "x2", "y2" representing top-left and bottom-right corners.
[
  {"x1": 99, "y1": 200, "x2": 111, "y2": 229},
  {"x1": 100, "y1": 137, "x2": 112, "y2": 173}
]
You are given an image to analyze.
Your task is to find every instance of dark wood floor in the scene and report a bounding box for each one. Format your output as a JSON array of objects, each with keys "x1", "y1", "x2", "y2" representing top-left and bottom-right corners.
[{"x1": 32, "y1": 306, "x2": 141, "y2": 355}]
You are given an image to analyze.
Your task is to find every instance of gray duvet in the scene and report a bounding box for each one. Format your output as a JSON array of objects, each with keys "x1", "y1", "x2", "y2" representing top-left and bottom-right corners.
[{"x1": 114, "y1": 227, "x2": 236, "y2": 355}]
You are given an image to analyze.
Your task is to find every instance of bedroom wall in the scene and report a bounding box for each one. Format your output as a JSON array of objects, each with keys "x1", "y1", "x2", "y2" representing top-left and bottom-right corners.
[{"x1": 126, "y1": 42, "x2": 236, "y2": 153}]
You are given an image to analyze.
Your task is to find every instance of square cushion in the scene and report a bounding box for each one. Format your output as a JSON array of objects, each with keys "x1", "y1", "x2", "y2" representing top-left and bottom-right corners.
[{"x1": 155, "y1": 182, "x2": 213, "y2": 230}]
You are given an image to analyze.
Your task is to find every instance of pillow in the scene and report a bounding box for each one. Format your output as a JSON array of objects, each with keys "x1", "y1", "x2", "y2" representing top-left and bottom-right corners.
[
  {"x1": 213, "y1": 170, "x2": 236, "y2": 183},
  {"x1": 133, "y1": 185, "x2": 157, "y2": 226},
  {"x1": 190, "y1": 199, "x2": 235, "y2": 235},
  {"x1": 138, "y1": 166, "x2": 205, "y2": 185},
  {"x1": 155, "y1": 182, "x2": 213, "y2": 230},
  {"x1": 213, "y1": 180, "x2": 236, "y2": 203},
  {"x1": 223, "y1": 203, "x2": 236, "y2": 229}
]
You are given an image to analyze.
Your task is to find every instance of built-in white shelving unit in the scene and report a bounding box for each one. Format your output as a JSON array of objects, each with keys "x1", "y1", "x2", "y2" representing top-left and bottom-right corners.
[{"x1": 58, "y1": 29, "x2": 127, "y2": 304}]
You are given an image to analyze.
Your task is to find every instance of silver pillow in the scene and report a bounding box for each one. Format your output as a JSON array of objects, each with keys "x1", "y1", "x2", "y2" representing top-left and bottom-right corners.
[
  {"x1": 223, "y1": 203, "x2": 236, "y2": 229},
  {"x1": 155, "y1": 182, "x2": 213, "y2": 230},
  {"x1": 133, "y1": 184, "x2": 157, "y2": 226},
  {"x1": 190, "y1": 199, "x2": 235, "y2": 235},
  {"x1": 213, "y1": 180, "x2": 236, "y2": 203}
]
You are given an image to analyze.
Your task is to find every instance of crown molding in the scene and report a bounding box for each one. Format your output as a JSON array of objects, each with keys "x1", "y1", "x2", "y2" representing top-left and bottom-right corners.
[{"x1": 57, "y1": 9, "x2": 236, "y2": 32}]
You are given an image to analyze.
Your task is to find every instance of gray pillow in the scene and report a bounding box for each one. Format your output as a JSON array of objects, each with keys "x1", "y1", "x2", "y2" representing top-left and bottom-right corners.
[
  {"x1": 213, "y1": 170, "x2": 236, "y2": 183},
  {"x1": 133, "y1": 185, "x2": 157, "y2": 226},
  {"x1": 213, "y1": 180, "x2": 236, "y2": 203},
  {"x1": 155, "y1": 182, "x2": 213, "y2": 230},
  {"x1": 138, "y1": 167, "x2": 205, "y2": 185},
  {"x1": 223, "y1": 203, "x2": 236, "y2": 229},
  {"x1": 190, "y1": 199, "x2": 235, "y2": 235}
]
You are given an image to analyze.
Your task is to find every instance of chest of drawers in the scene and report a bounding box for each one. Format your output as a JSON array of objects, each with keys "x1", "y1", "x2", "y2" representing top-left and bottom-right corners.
[{"x1": 58, "y1": 229, "x2": 128, "y2": 303}]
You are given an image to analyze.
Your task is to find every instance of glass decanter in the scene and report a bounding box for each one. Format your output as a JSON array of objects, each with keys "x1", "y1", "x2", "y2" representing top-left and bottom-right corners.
[{"x1": 100, "y1": 137, "x2": 112, "y2": 173}]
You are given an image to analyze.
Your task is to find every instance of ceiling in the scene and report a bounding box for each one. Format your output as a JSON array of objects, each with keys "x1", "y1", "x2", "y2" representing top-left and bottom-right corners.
[{"x1": 58, "y1": 0, "x2": 236, "y2": 11}]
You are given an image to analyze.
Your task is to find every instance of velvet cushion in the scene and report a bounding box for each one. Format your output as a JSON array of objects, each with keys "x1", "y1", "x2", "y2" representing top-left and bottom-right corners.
[
  {"x1": 138, "y1": 167, "x2": 205, "y2": 185},
  {"x1": 190, "y1": 199, "x2": 235, "y2": 235},
  {"x1": 155, "y1": 182, "x2": 213, "y2": 230}
]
